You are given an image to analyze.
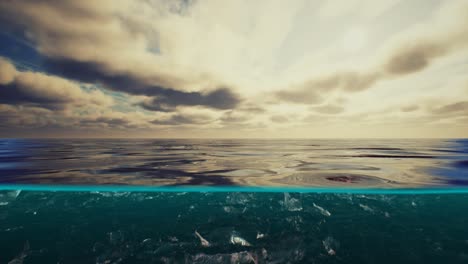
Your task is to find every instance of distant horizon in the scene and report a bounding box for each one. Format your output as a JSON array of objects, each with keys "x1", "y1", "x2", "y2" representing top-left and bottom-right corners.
[
  {"x1": 1, "y1": 136, "x2": 467, "y2": 140},
  {"x1": 1, "y1": 0, "x2": 468, "y2": 138}
]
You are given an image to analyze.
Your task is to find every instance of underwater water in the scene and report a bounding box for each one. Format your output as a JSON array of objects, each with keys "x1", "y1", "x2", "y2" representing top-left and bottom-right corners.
[
  {"x1": 2, "y1": 191, "x2": 468, "y2": 263},
  {"x1": 1, "y1": 139, "x2": 468, "y2": 263}
]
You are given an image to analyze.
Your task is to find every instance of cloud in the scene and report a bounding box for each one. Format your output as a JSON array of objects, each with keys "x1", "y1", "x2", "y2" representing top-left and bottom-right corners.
[
  {"x1": 276, "y1": 36, "x2": 465, "y2": 105},
  {"x1": 384, "y1": 43, "x2": 447, "y2": 75},
  {"x1": 77, "y1": 112, "x2": 158, "y2": 129},
  {"x1": 80, "y1": 117, "x2": 132, "y2": 128},
  {"x1": 311, "y1": 104, "x2": 345, "y2": 114},
  {"x1": 0, "y1": 104, "x2": 54, "y2": 128},
  {"x1": 0, "y1": 102, "x2": 156, "y2": 132},
  {"x1": 240, "y1": 105, "x2": 265, "y2": 113},
  {"x1": 0, "y1": 57, "x2": 113, "y2": 109},
  {"x1": 1, "y1": 0, "x2": 468, "y2": 137},
  {"x1": 220, "y1": 111, "x2": 250, "y2": 123},
  {"x1": 274, "y1": 71, "x2": 380, "y2": 104},
  {"x1": 274, "y1": 70, "x2": 385, "y2": 104},
  {"x1": 43, "y1": 57, "x2": 241, "y2": 111},
  {"x1": 317, "y1": 0, "x2": 401, "y2": 19},
  {"x1": 0, "y1": 0, "x2": 242, "y2": 111},
  {"x1": 270, "y1": 115, "x2": 289, "y2": 123},
  {"x1": 275, "y1": 1, "x2": 468, "y2": 105},
  {"x1": 401, "y1": 105, "x2": 419, "y2": 112},
  {"x1": 0, "y1": 58, "x2": 16, "y2": 84},
  {"x1": 151, "y1": 113, "x2": 213, "y2": 126},
  {"x1": 275, "y1": 90, "x2": 323, "y2": 104},
  {"x1": 432, "y1": 101, "x2": 468, "y2": 115},
  {"x1": 138, "y1": 87, "x2": 240, "y2": 112}
]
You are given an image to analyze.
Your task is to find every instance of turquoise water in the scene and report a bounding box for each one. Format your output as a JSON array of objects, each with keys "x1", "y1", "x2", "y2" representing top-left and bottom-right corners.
[
  {"x1": 2, "y1": 190, "x2": 468, "y2": 263},
  {"x1": 1, "y1": 139, "x2": 468, "y2": 263}
]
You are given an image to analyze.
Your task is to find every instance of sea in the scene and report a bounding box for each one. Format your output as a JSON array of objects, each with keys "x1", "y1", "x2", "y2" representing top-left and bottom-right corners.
[{"x1": 1, "y1": 138, "x2": 468, "y2": 263}]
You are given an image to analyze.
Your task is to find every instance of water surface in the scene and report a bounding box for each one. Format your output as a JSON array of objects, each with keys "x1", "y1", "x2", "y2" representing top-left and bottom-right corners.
[
  {"x1": 1, "y1": 138, "x2": 467, "y2": 188},
  {"x1": 2, "y1": 139, "x2": 468, "y2": 263}
]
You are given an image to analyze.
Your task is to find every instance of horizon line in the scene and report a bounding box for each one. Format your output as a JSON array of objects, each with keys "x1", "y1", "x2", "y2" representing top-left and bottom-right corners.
[
  {"x1": 2, "y1": 184, "x2": 468, "y2": 194},
  {"x1": 1, "y1": 137, "x2": 466, "y2": 140}
]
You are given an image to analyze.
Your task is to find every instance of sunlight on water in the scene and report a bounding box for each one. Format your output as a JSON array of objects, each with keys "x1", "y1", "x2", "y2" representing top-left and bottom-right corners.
[{"x1": 1, "y1": 139, "x2": 467, "y2": 188}]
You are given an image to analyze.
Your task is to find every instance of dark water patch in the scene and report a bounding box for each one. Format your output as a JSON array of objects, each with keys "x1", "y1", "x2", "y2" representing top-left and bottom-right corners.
[
  {"x1": 47, "y1": 149, "x2": 75, "y2": 153},
  {"x1": 122, "y1": 152, "x2": 146, "y2": 156},
  {"x1": 102, "y1": 167, "x2": 194, "y2": 179},
  {"x1": 0, "y1": 155, "x2": 34, "y2": 162},
  {"x1": 293, "y1": 162, "x2": 381, "y2": 172},
  {"x1": 350, "y1": 147, "x2": 404, "y2": 151},
  {"x1": 144, "y1": 158, "x2": 206, "y2": 167},
  {"x1": 0, "y1": 169, "x2": 62, "y2": 179},
  {"x1": 453, "y1": 160, "x2": 468, "y2": 168},
  {"x1": 155, "y1": 145, "x2": 199, "y2": 151},
  {"x1": 273, "y1": 173, "x2": 393, "y2": 187},
  {"x1": 446, "y1": 179, "x2": 468, "y2": 185},
  {"x1": 0, "y1": 175, "x2": 76, "y2": 184},
  {"x1": 56, "y1": 156, "x2": 81, "y2": 160},
  {"x1": 178, "y1": 175, "x2": 235, "y2": 186},
  {"x1": 430, "y1": 149, "x2": 466, "y2": 154},
  {"x1": 344, "y1": 154, "x2": 436, "y2": 159},
  {"x1": 326, "y1": 175, "x2": 364, "y2": 183},
  {"x1": 101, "y1": 167, "x2": 236, "y2": 186}
]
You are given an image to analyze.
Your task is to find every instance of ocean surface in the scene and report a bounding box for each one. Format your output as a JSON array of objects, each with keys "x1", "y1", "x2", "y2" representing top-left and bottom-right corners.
[
  {"x1": 1, "y1": 139, "x2": 468, "y2": 263},
  {"x1": 1, "y1": 138, "x2": 468, "y2": 187}
]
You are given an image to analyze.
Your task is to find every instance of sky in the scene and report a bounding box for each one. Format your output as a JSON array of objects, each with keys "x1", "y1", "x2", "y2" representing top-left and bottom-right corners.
[{"x1": 0, "y1": 0, "x2": 467, "y2": 138}]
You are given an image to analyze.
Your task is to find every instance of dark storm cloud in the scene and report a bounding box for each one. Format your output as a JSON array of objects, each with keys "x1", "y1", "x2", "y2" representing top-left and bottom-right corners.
[
  {"x1": 138, "y1": 88, "x2": 241, "y2": 112},
  {"x1": 0, "y1": 82, "x2": 67, "y2": 110},
  {"x1": 45, "y1": 58, "x2": 241, "y2": 111},
  {"x1": 0, "y1": 57, "x2": 112, "y2": 110},
  {"x1": 43, "y1": 59, "x2": 167, "y2": 96},
  {"x1": 0, "y1": 1, "x2": 241, "y2": 112}
]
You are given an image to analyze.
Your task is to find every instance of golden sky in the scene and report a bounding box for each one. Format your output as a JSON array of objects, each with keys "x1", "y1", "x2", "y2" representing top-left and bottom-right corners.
[{"x1": 0, "y1": 0, "x2": 467, "y2": 138}]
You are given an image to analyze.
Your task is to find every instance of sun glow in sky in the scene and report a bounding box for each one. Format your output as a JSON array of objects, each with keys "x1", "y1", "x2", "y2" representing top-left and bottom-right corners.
[{"x1": 0, "y1": 0, "x2": 467, "y2": 138}]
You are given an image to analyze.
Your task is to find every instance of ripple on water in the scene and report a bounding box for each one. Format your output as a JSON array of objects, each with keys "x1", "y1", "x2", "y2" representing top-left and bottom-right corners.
[
  {"x1": 0, "y1": 138, "x2": 467, "y2": 187},
  {"x1": 274, "y1": 172, "x2": 396, "y2": 187}
]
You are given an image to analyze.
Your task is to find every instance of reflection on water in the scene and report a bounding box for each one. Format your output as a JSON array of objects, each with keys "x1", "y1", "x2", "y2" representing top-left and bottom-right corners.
[{"x1": 0, "y1": 139, "x2": 467, "y2": 187}]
